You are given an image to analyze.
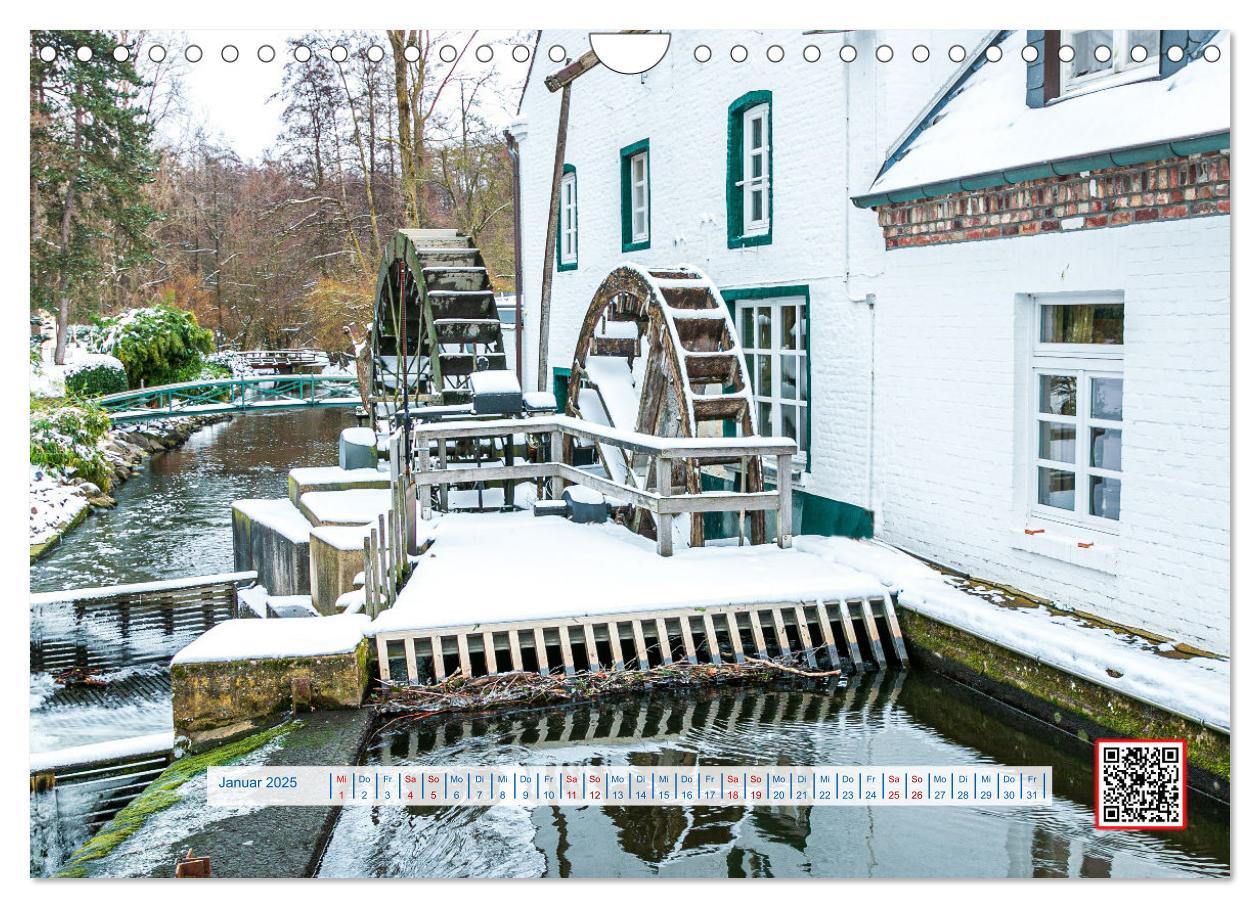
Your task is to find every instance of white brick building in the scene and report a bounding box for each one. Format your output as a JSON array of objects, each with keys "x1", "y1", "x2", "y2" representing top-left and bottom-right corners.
[{"x1": 510, "y1": 29, "x2": 1230, "y2": 654}]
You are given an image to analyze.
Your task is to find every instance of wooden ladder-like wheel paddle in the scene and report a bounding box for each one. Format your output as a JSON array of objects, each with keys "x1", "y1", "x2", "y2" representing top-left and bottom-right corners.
[{"x1": 567, "y1": 264, "x2": 766, "y2": 548}]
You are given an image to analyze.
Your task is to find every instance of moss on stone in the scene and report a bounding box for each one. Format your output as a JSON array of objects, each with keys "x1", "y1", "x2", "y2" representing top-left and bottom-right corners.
[
  {"x1": 55, "y1": 721, "x2": 296, "y2": 878},
  {"x1": 896, "y1": 606, "x2": 1230, "y2": 780}
]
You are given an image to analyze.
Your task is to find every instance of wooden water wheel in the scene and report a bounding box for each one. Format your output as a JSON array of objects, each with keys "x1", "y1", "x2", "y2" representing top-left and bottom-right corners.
[
  {"x1": 370, "y1": 228, "x2": 507, "y2": 405},
  {"x1": 567, "y1": 264, "x2": 766, "y2": 548}
]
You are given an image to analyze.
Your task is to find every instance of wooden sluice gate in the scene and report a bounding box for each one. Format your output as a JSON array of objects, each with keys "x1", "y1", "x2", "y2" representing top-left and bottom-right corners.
[
  {"x1": 375, "y1": 596, "x2": 906, "y2": 686},
  {"x1": 30, "y1": 571, "x2": 257, "y2": 674}
]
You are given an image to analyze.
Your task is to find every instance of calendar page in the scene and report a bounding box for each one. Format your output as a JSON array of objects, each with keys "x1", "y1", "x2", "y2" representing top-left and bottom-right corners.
[{"x1": 23, "y1": 2, "x2": 1233, "y2": 891}]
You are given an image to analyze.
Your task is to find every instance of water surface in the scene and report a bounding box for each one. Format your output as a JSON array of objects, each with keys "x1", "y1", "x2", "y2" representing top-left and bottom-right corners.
[
  {"x1": 30, "y1": 408, "x2": 355, "y2": 592},
  {"x1": 320, "y1": 675, "x2": 1229, "y2": 879}
]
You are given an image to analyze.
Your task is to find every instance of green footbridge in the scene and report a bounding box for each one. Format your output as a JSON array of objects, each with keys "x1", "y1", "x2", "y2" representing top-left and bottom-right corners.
[{"x1": 97, "y1": 374, "x2": 360, "y2": 425}]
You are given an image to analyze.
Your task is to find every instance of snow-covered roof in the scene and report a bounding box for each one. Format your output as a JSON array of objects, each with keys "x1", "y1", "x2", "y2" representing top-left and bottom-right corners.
[{"x1": 858, "y1": 31, "x2": 1229, "y2": 206}]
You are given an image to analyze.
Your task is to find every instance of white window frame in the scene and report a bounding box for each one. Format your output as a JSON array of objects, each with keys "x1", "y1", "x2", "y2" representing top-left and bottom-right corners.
[
  {"x1": 1060, "y1": 30, "x2": 1160, "y2": 96},
  {"x1": 559, "y1": 170, "x2": 577, "y2": 266},
  {"x1": 739, "y1": 103, "x2": 770, "y2": 236},
  {"x1": 630, "y1": 151, "x2": 649, "y2": 244},
  {"x1": 1029, "y1": 294, "x2": 1124, "y2": 531},
  {"x1": 736, "y1": 296, "x2": 807, "y2": 462}
]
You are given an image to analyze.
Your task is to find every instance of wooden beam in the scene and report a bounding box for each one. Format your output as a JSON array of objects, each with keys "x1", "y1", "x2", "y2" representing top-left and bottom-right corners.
[
  {"x1": 535, "y1": 82, "x2": 571, "y2": 390},
  {"x1": 544, "y1": 49, "x2": 601, "y2": 92}
]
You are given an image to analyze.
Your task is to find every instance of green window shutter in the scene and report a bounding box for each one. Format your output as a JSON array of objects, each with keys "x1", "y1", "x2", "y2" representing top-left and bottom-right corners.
[
  {"x1": 619, "y1": 138, "x2": 650, "y2": 253},
  {"x1": 726, "y1": 90, "x2": 773, "y2": 249},
  {"x1": 556, "y1": 163, "x2": 578, "y2": 272}
]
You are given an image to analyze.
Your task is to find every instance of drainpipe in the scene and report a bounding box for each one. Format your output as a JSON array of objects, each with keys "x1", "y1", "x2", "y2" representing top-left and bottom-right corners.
[
  {"x1": 505, "y1": 129, "x2": 525, "y2": 386},
  {"x1": 842, "y1": 33, "x2": 879, "y2": 521}
]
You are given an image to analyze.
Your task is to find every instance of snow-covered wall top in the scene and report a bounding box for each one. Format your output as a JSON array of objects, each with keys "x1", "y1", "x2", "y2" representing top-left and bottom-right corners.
[{"x1": 867, "y1": 31, "x2": 1229, "y2": 197}]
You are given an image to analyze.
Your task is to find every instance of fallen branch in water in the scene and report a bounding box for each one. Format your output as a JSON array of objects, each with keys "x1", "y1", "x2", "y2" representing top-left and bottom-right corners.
[{"x1": 373, "y1": 657, "x2": 846, "y2": 734}]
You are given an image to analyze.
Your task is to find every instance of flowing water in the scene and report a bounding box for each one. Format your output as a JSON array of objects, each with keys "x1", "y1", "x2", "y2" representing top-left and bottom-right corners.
[
  {"x1": 30, "y1": 408, "x2": 356, "y2": 593},
  {"x1": 30, "y1": 409, "x2": 356, "y2": 754},
  {"x1": 320, "y1": 676, "x2": 1229, "y2": 879}
]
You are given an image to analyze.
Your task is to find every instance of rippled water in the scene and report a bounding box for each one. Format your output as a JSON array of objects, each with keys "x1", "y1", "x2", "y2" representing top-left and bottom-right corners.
[
  {"x1": 320, "y1": 676, "x2": 1229, "y2": 879},
  {"x1": 30, "y1": 408, "x2": 355, "y2": 592}
]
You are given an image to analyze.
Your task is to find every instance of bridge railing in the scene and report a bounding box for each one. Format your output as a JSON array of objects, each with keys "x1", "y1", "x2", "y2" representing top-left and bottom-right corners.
[
  {"x1": 96, "y1": 374, "x2": 360, "y2": 423},
  {"x1": 30, "y1": 571, "x2": 257, "y2": 673},
  {"x1": 411, "y1": 414, "x2": 797, "y2": 556}
]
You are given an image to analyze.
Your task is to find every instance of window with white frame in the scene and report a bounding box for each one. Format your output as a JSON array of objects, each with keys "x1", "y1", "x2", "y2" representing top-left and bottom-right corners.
[
  {"x1": 630, "y1": 151, "x2": 649, "y2": 244},
  {"x1": 1061, "y1": 30, "x2": 1159, "y2": 95},
  {"x1": 1031, "y1": 295, "x2": 1124, "y2": 525},
  {"x1": 737, "y1": 296, "x2": 808, "y2": 454},
  {"x1": 741, "y1": 103, "x2": 770, "y2": 235},
  {"x1": 559, "y1": 169, "x2": 577, "y2": 267}
]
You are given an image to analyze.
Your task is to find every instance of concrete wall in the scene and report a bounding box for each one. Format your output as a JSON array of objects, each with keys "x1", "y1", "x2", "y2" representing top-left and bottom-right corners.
[{"x1": 232, "y1": 504, "x2": 311, "y2": 596}]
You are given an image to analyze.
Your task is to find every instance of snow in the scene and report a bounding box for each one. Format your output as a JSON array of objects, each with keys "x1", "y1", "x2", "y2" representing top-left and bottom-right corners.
[
  {"x1": 584, "y1": 357, "x2": 640, "y2": 431},
  {"x1": 448, "y1": 487, "x2": 505, "y2": 509},
  {"x1": 311, "y1": 523, "x2": 374, "y2": 551},
  {"x1": 565, "y1": 485, "x2": 605, "y2": 505},
  {"x1": 470, "y1": 369, "x2": 521, "y2": 395},
  {"x1": 233, "y1": 498, "x2": 312, "y2": 543},
  {"x1": 30, "y1": 732, "x2": 173, "y2": 774},
  {"x1": 336, "y1": 588, "x2": 367, "y2": 614},
  {"x1": 238, "y1": 584, "x2": 269, "y2": 618},
  {"x1": 171, "y1": 614, "x2": 371, "y2": 665},
  {"x1": 29, "y1": 466, "x2": 91, "y2": 545},
  {"x1": 794, "y1": 536, "x2": 1230, "y2": 732},
  {"x1": 289, "y1": 465, "x2": 386, "y2": 485},
  {"x1": 869, "y1": 32, "x2": 1230, "y2": 197},
  {"x1": 341, "y1": 427, "x2": 378, "y2": 447},
  {"x1": 370, "y1": 511, "x2": 887, "y2": 634},
  {"x1": 63, "y1": 352, "x2": 125, "y2": 378},
  {"x1": 523, "y1": 391, "x2": 557, "y2": 411},
  {"x1": 302, "y1": 488, "x2": 393, "y2": 525}
]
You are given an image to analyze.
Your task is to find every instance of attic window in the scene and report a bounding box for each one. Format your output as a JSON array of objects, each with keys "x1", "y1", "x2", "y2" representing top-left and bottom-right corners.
[{"x1": 1060, "y1": 30, "x2": 1159, "y2": 95}]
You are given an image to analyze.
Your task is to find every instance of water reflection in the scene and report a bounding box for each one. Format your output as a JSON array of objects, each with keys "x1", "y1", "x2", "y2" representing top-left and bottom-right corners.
[{"x1": 320, "y1": 674, "x2": 1229, "y2": 879}]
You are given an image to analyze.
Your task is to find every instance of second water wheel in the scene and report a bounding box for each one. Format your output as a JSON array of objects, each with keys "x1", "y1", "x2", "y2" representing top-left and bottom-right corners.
[{"x1": 566, "y1": 263, "x2": 767, "y2": 548}]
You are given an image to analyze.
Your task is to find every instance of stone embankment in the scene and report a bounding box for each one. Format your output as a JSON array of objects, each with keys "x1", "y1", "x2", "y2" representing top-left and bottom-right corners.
[{"x1": 30, "y1": 414, "x2": 229, "y2": 563}]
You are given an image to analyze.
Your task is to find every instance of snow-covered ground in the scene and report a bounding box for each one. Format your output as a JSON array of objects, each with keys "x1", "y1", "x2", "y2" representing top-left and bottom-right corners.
[
  {"x1": 370, "y1": 510, "x2": 889, "y2": 635},
  {"x1": 795, "y1": 536, "x2": 1230, "y2": 732},
  {"x1": 364, "y1": 510, "x2": 1227, "y2": 732}
]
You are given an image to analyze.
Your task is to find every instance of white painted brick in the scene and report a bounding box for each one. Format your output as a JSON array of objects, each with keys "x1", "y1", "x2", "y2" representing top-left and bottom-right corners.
[{"x1": 514, "y1": 31, "x2": 1231, "y2": 655}]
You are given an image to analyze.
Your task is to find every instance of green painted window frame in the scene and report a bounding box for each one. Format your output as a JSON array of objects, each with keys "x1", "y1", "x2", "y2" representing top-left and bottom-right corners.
[
  {"x1": 726, "y1": 90, "x2": 773, "y2": 249},
  {"x1": 721, "y1": 284, "x2": 811, "y2": 473},
  {"x1": 556, "y1": 163, "x2": 578, "y2": 272},
  {"x1": 619, "y1": 138, "x2": 651, "y2": 253}
]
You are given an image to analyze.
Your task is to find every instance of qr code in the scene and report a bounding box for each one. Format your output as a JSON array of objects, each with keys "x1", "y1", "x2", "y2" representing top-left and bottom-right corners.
[{"x1": 1095, "y1": 739, "x2": 1186, "y2": 830}]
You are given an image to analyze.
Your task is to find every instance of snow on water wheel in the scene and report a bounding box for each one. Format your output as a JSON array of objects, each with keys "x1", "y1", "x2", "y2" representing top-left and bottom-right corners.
[
  {"x1": 370, "y1": 228, "x2": 507, "y2": 406},
  {"x1": 567, "y1": 264, "x2": 767, "y2": 548}
]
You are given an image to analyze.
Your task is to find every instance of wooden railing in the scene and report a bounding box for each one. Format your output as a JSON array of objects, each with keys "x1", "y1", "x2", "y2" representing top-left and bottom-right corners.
[{"x1": 411, "y1": 415, "x2": 796, "y2": 556}]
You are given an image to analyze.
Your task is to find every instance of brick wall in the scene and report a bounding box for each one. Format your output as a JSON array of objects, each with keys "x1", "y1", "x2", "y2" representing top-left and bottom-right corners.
[{"x1": 876, "y1": 151, "x2": 1231, "y2": 249}]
